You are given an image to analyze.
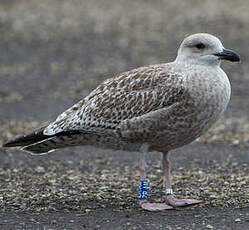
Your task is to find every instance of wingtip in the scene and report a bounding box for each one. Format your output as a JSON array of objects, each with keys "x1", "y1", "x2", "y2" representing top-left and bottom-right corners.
[
  {"x1": 2, "y1": 137, "x2": 29, "y2": 148},
  {"x1": 2, "y1": 141, "x2": 16, "y2": 148}
]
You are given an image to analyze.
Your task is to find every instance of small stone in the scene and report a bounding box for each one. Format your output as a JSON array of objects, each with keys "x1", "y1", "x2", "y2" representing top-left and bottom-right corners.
[
  {"x1": 35, "y1": 166, "x2": 45, "y2": 173},
  {"x1": 235, "y1": 218, "x2": 241, "y2": 223},
  {"x1": 206, "y1": 224, "x2": 213, "y2": 229},
  {"x1": 85, "y1": 208, "x2": 91, "y2": 213},
  {"x1": 52, "y1": 220, "x2": 57, "y2": 224},
  {"x1": 232, "y1": 139, "x2": 239, "y2": 145}
]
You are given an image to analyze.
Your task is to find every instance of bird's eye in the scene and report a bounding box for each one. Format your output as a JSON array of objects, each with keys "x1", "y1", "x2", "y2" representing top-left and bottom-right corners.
[{"x1": 195, "y1": 43, "x2": 205, "y2": 49}]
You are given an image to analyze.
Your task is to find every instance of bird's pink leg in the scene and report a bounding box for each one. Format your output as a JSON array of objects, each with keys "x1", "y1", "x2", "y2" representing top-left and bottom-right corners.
[
  {"x1": 138, "y1": 147, "x2": 172, "y2": 211},
  {"x1": 162, "y1": 152, "x2": 202, "y2": 207}
]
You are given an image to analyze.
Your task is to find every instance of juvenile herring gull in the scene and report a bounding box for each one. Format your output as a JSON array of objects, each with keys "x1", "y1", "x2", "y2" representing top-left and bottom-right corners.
[{"x1": 3, "y1": 33, "x2": 240, "y2": 211}]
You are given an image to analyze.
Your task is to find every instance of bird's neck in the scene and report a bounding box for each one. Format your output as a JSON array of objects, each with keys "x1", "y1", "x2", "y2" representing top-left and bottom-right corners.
[{"x1": 174, "y1": 57, "x2": 221, "y2": 67}]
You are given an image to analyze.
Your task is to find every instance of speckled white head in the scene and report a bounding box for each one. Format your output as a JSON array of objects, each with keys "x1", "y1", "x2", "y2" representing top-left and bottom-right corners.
[{"x1": 175, "y1": 33, "x2": 240, "y2": 66}]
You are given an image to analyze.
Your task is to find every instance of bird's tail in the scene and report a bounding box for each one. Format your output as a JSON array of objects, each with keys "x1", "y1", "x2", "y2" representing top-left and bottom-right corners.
[{"x1": 2, "y1": 127, "x2": 84, "y2": 154}]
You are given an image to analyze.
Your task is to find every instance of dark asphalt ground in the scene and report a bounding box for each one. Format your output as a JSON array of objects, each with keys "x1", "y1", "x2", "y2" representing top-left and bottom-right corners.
[
  {"x1": 0, "y1": 143, "x2": 248, "y2": 229},
  {"x1": 0, "y1": 1, "x2": 248, "y2": 229}
]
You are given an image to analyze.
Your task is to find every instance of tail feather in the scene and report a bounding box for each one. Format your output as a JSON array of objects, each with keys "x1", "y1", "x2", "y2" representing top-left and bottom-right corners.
[
  {"x1": 22, "y1": 137, "x2": 56, "y2": 154},
  {"x1": 22, "y1": 134, "x2": 83, "y2": 154}
]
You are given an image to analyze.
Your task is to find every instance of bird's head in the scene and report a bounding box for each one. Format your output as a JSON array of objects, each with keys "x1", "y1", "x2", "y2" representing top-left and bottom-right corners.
[{"x1": 175, "y1": 33, "x2": 240, "y2": 66}]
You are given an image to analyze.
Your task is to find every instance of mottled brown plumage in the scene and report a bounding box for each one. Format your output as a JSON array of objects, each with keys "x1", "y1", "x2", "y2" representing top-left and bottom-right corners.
[{"x1": 3, "y1": 33, "x2": 240, "y2": 211}]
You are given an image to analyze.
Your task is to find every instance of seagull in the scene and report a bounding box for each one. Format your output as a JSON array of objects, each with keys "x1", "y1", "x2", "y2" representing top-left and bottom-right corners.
[{"x1": 3, "y1": 33, "x2": 240, "y2": 211}]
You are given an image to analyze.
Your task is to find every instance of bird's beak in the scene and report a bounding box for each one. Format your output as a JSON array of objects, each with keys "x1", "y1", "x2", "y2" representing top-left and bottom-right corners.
[{"x1": 214, "y1": 48, "x2": 240, "y2": 62}]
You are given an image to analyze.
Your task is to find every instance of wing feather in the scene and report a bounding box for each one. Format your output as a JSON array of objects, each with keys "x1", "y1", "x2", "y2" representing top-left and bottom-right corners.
[{"x1": 44, "y1": 64, "x2": 186, "y2": 135}]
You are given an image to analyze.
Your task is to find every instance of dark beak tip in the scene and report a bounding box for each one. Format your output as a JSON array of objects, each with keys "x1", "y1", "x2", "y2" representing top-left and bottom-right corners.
[
  {"x1": 215, "y1": 48, "x2": 240, "y2": 62},
  {"x1": 236, "y1": 55, "x2": 241, "y2": 62},
  {"x1": 229, "y1": 52, "x2": 240, "y2": 62},
  {"x1": 230, "y1": 56, "x2": 240, "y2": 63}
]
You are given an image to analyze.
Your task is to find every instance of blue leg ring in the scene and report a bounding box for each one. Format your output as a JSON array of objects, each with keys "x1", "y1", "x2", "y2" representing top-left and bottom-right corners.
[{"x1": 138, "y1": 180, "x2": 148, "y2": 200}]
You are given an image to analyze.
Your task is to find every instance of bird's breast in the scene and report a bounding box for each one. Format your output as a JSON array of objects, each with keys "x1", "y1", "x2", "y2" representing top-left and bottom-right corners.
[{"x1": 186, "y1": 67, "x2": 231, "y2": 130}]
